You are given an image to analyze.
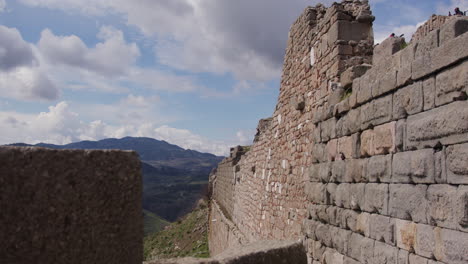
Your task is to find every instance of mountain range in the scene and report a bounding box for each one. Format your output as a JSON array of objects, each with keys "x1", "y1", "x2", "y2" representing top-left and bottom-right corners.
[{"x1": 8, "y1": 137, "x2": 224, "y2": 234}]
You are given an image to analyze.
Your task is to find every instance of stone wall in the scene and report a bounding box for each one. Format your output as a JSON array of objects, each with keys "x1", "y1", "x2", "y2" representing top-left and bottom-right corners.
[
  {"x1": 209, "y1": 1, "x2": 468, "y2": 263},
  {"x1": 303, "y1": 16, "x2": 468, "y2": 264},
  {"x1": 0, "y1": 147, "x2": 142, "y2": 264},
  {"x1": 209, "y1": 0, "x2": 375, "y2": 255}
]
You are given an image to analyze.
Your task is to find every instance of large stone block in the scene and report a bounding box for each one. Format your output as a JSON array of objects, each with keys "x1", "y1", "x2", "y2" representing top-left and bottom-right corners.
[
  {"x1": 397, "y1": 44, "x2": 416, "y2": 87},
  {"x1": 309, "y1": 163, "x2": 331, "y2": 182},
  {"x1": 406, "y1": 101, "x2": 468, "y2": 149},
  {"x1": 392, "y1": 149, "x2": 435, "y2": 183},
  {"x1": 336, "y1": 109, "x2": 361, "y2": 137},
  {"x1": 422, "y1": 77, "x2": 436, "y2": 111},
  {"x1": 307, "y1": 183, "x2": 329, "y2": 204},
  {"x1": 363, "y1": 183, "x2": 389, "y2": 214},
  {"x1": 360, "y1": 122, "x2": 396, "y2": 157},
  {"x1": 398, "y1": 249, "x2": 409, "y2": 264},
  {"x1": 348, "y1": 233, "x2": 365, "y2": 261},
  {"x1": 368, "y1": 154, "x2": 392, "y2": 183},
  {"x1": 393, "y1": 82, "x2": 423, "y2": 119},
  {"x1": 373, "y1": 37, "x2": 406, "y2": 66},
  {"x1": 415, "y1": 224, "x2": 436, "y2": 259},
  {"x1": 361, "y1": 94, "x2": 393, "y2": 130},
  {"x1": 395, "y1": 219, "x2": 417, "y2": 252},
  {"x1": 380, "y1": 69, "x2": 398, "y2": 96},
  {"x1": 435, "y1": 60, "x2": 468, "y2": 107},
  {"x1": 427, "y1": 185, "x2": 458, "y2": 230},
  {"x1": 337, "y1": 134, "x2": 360, "y2": 160},
  {"x1": 374, "y1": 241, "x2": 398, "y2": 264},
  {"x1": 357, "y1": 74, "x2": 374, "y2": 105},
  {"x1": 413, "y1": 31, "x2": 468, "y2": 80},
  {"x1": 446, "y1": 143, "x2": 468, "y2": 184},
  {"x1": 0, "y1": 147, "x2": 142, "y2": 264},
  {"x1": 439, "y1": 17, "x2": 468, "y2": 46},
  {"x1": 369, "y1": 214, "x2": 395, "y2": 245},
  {"x1": 433, "y1": 227, "x2": 468, "y2": 264},
  {"x1": 389, "y1": 184, "x2": 428, "y2": 223},
  {"x1": 345, "y1": 158, "x2": 368, "y2": 183}
]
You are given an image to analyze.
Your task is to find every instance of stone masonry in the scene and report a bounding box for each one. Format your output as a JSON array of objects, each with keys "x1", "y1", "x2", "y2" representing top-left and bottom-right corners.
[
  {"x1": 0, "y1": 147, "x2": 142, "y2": 264},
  {"x1": 209, "y1": 1, "x2": 468, "y2": 264}
]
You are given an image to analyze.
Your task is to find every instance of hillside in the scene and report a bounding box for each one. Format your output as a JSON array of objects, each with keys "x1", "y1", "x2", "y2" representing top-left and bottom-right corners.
[
  {"x1": 8, "y1": 137, "x2": 223, "y2": 225},
  {"x1": 143, "y1": 200, "x2": 209, "y2": 261}
]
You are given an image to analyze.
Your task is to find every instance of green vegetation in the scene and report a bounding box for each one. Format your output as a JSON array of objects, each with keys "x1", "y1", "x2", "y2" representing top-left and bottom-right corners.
[
  {"x1": 143, "y1": 200, "x2": 210, "y2": 261},
  {"x1": 143, "y1": 210, "x2": 170, "y2": 236},
  {"x1": 341, "y1": 87, "x2": 353, "y2": 101}
]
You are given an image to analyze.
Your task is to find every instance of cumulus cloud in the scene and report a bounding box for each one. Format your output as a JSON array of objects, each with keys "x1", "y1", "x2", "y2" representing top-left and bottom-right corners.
[
  {"x1": 0, "y1": 101, "x2": 240, "y2": 155},
  {"x1": 18, "y1": 0, "x2": 334, "y2": 82},
  {"x1": 374, "y1": 21, "x2": 425, "y2": 44},
  {"x1": 0, "y1": 25, "x2": 59, "y2": 101},
  {"x1": 39, "y1": 26, "x2": 140, "y2": 76},
  {"x1": 0, "y1": 26, "x2": 36, "y2": 71}
]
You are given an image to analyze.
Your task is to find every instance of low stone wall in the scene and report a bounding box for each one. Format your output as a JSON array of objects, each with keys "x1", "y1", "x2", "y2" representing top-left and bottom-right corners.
[
  {"x1": 0, "y1": 147, "x2": 142, "y2": 264},
  {"x1": 147, "y1": 240, "x2": 307, "y2": 264}
]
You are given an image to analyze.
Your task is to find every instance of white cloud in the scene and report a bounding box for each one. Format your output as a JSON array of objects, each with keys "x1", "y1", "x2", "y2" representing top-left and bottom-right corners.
[
  {"x1": 39, "y1": 26, "x2": 140, "y2": 76},
  {"x1": 18, "y1": 0, "x2": 334, "y2": 82},
  {"x1": 0, "y1": 25, "x2": 59, "y2": 101},
  {"x1": 0, "y1": 101, "x2": 241, "y2": 155},
  {"x1": 374, "y1": 21, "x2": 425, "y2": 44}
]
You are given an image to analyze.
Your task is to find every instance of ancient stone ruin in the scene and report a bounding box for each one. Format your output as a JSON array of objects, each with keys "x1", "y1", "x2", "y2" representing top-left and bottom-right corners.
[
  {"x1": 1, "y1": 1, "x2": 467, "y2": 264},
  {"x1": 208, "y1": 1, "x2": 468, "y2": 264}
]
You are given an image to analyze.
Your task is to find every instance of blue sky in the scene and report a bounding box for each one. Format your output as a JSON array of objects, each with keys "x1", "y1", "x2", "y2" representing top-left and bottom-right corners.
[{"x1": 0, "y1": 0, "x2": 465, "y2": 155}]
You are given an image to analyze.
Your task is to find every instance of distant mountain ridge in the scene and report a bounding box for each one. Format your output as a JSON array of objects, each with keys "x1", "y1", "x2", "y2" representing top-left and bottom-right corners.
[{"x1": 7, "y1": 137, "x2": 224, "y2": 229}]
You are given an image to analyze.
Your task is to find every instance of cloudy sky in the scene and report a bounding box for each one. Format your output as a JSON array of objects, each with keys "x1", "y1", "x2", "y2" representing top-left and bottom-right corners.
[{"x1": 0, "y1": 0, "x2": 465, "y2": 155}]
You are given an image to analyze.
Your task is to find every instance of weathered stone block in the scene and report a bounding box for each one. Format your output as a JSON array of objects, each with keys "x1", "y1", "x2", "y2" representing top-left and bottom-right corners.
[
  {"x1": 331, "y1": 226, "x2": 351, "y2": 255},
  {"x1": 320, "y1": 118, "x2": 336, "y2": 142},
  {"x1": 336, "y1": 108, "x2": 361, "y2": 136},
  {"x1": 361, "y1": 237, "x2": 375, "y2": 264},
  {"x1": 406, "y1": 101, "x2": 468, "y2": 149},
  {"x1": 327, "y1": 139, "x2": 338, "y2": 161},
  {"x1": 309, "y1": 163, "x2": 331, "y2": 182},
  {"x1": 427, "y1": 185, "x2": 458, "y2": 230},
  {"x1": 363, "y1": 183, "x2": 388, "y2": 214},
  {"x1": 369, "y1": 214, "x2": 395, "y2": 245},
  {"x1": 315, "y1": 223, "x2": 332, "y2": 247},
  {"x1": 368, "y1": 154, "x2": 392, "y2": 183},
  {"x1": 414, "y1": 30, "x2": 439, "y2": 59},
  {"x1": 349, "y1": 183, "x2": 366, "y2": 210},
  {"x1": 392, "y1": 149, "x2": 435, "y2": 183},
  {"x1": 433, "y1": 227, "x2": 468, "y2": 264},
  {"x1": 373, "y1": 37, "x2": 406, "y2": 66},
  {"x1": 307, "y1": 183, "x2": 329, "y2": 204},
  {"x1": 395, "y1": 119, "x2": 406, "y2": 152},
  {"x1": 415, "y1": 224, "x2": 436, "y2": 259},
  {"x1": 393, "y1": 82, "x2": 423, "y2": 119},
  {"x1": 389, "y1": 184, "x2": 428, "y2": 223},
  {"x1": 340, "y1": 64, "x2": 371, "y2": 88},
  {"x1": 337, "y1": 134, "x2": 359, "y2": 160},
  {"x1": 439, "y1": 17, "x2": 468, "y2": 46},
  {"x1": 374, "y1": 69, "x2": 397, "y2": 97},
  {"x1": 397, "y1": 44, "x2": 416, "y2": 87},
  {"x1": 331, "y1": 160, "x2": 346, "y2": 182},
  {"x1": 396, "y1": 219, "x2": 417, "y2": 252},
  {"x1": 355, "y1": 212, "x2": 371, "y2": 237},
  {"x1": 357, "y1": 74, "x2": 373, "y2": 105},
  {"x1": 446, "y1": 143, "x2": 468, "y2": 184},
  {"x1": 398, "y1": 249, "x2": 409, "y2": 264},
  {"x1": 361, "y1": 94, "x2": 393, "y2": 130},
  {"x1": 422, "y1": 77, "x2": 436, "y2": 111},
  {"x1": 345, "y1": 158, "x2": 367, "y2": 183},
  {"x1": 312, "y1": 143, "x2": 327, "y2": 163},
  {"x1": 374, "y1": 241, "x2": 398, "y2": 264},
  {"x1": 413, "y1": 31, "x2": 468, "y2": 80},
  {"x1": 435, "y1": 60, "x2": 468, "y2": 106},
  {"x1": 373, "y1": 122, "x2": 397, "y2": 155},
  {"x1": 348, "y1": 233, "x2": 365, "y2": 261}
]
